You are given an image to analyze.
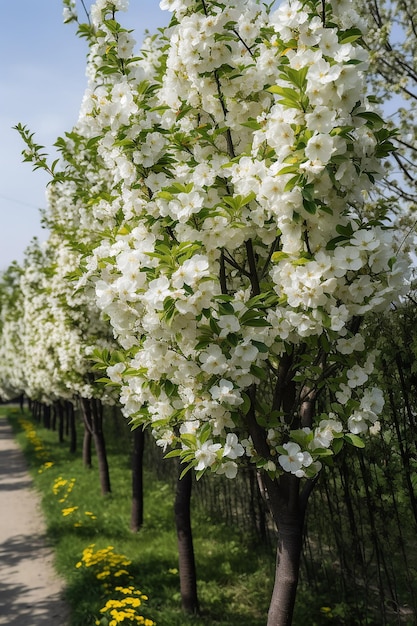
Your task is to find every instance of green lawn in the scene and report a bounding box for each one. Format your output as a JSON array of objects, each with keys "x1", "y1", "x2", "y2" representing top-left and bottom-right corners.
[{"x1": 3, "y1": 406, "x2": 275, "y2": 626}]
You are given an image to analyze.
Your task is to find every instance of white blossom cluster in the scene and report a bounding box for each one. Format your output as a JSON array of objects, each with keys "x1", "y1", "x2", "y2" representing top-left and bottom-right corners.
[
  {"x1": 70, "y1": 0, "x2": 408, "y2": 480},
  {"x1": 0, "y1": 264, "x2": 27, "y2": 400},
  {"x1": 1, "y1": 0, "x2": 409, "y2": 480}
]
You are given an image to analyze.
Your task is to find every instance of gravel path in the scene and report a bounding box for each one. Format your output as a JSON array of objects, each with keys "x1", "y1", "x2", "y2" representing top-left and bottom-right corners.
[{"x1": 0, "y1": 416, "x2": 69, "y2": 625}]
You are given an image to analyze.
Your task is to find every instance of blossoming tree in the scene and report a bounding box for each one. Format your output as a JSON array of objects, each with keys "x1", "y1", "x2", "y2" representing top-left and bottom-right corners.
[
  {"x1": 0, "y1": 263, "x2": 27, "y2": 402},
  {"x1": 17, "y1": 0, "x2": 408, "y2": 623}
]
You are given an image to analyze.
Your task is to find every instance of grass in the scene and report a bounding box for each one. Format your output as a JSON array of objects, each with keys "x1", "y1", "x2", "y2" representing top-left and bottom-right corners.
[
  {"x1": 5, "y1": 405, "x2": 396, "y2": 626},
  {"x1": 2, "y1": 406, "x2": 275, "y2": 626}
]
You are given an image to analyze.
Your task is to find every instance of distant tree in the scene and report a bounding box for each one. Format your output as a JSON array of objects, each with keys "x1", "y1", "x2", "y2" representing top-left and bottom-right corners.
[{"x1": 356, "y1": 0, "x2": 417, "y2": 254}]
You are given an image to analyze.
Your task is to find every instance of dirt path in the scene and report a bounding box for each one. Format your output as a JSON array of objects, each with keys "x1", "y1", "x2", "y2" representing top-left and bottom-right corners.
[{"x1": 0, "y1": 416, "x2": 69, "y2": 626}]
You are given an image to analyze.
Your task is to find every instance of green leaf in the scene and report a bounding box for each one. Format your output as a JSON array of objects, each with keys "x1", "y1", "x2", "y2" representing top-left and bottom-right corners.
[
  {"x1": 271, "y1": 251, "x2": 290, "y2": 263},
  {"x1": 179, "y1": 462, "x2": 195, "y2": 480},
  {"x1": 241, "y1": 119, "x2": 262, "y2": 130},
  {"x1": 332, "y1": 438, "x2": 344, "y2": 455},
  {"x1": 164, "y1": 449, "x2": 182, "y2": 459},
  {"x1": 312, "y1": 448, "x2": 334, "y2": 457},
  {"x1": 356, "y1": 111, "x2": 385, "y2": 129},
  {"x1": 218, "y1": 301, "x2": 235, "y2": 315},
  {"x1": 251, "y1": 341, "x2": 269, "y2": 353},
  {"x1": 303, "y1": 198, "x2": 317, "y2": 214},
  {"x1": 339, "y1": 28, "x2": 363, "y2": 44},
  {"x1": 242, "y1": 318, "x2": 271, "y2": 328},
  {"x1": 250, "y1": 364, "x2": 267, "y2": 381},
  {"x1": 284, "y1": 175, "x2": 301, "y2": 192},
  {"x1": 345, "y1": 433, "x2": 365, "y2": 448},
  {"x1": 326, "y1": 236, "x2": 348, "y2": 251},
  {"x1": 267, "y1": 85, "x2": 301, "y2": 109},
  {"x1": 240, "y1": 392, "x2": 251, "y2": 416},
  {"x1": 336, "y1": 223, "x2": 354, "y2": 237},
  {"x1": 277, "y1": 164, "x2": 300, "y2": 176}
]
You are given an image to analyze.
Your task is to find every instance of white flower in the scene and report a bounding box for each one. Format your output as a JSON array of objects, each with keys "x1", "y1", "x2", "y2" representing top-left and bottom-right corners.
[
  {"x1": 218, "y1": 315, "x2": 241, "y2": 337},
  {"x1": 171, "y1": 255, "x2": 209, "y2": 288},
  {"x1": 155, "y1": 430, "x2": 175, "y2": 452},
  {"x1": 210, "y1": 379, "x2": 243, "y2": 407},
  {"x1": 351, "y1": 229, "x2": 380, "y2": 252},
  {"x1": 305, "y1": 106, "x2": 336, "y2": 133},
  {"x1": 333, "y1": 246, "x2": 364, "y2": 277},
  {"x1": 223, "y1": 433, "x2": 244, "y2": 460},
  {"x1": 195, "y1": 440, "x2": 222, "y2": 471},
  {"x1": 216, "y1": 461, "x2": 238, "y2": 479},
  {"x1": 347, "y1": 364, "x2": 368, "y2": 389},
  {"x1": 199, "y1": 345, "x2": 228, "y2": 375},
  {"x1": 305, "y1": 133, "x2": 335, "y2": 164},
  {"x1": 307, "y1": 58, "x2": 342, "y2": 86},
  {"x1": 95, "y1": 280, "x2": 116, "y2": 309},
  {"x1": 369, "y1": 421, "x2": 381, "y2": 436},
  {"x1": 348, "y1": 411, "x2": 368, "y2": 435},
  {"x1": 310, "y1": 418, "x2": 343, "y2": 450},
  {"x1": 143, "y1": 276, "x2": 172, "y2": 310},
  {"x1": 231, "y1": 342, "x2": 259, "y2": 364},
  {"x1": 360, "y1": 387, "x2": 384, "y2": 415},
  {"x1": 107, "y1": 362, "x2": 125, "y2": 383},
  {"x1": 278, "y1": 442, "x2": 313, "y2": 477},
  {"x1": 336, "y1": 333, "x2": 365, "y2": 355}
]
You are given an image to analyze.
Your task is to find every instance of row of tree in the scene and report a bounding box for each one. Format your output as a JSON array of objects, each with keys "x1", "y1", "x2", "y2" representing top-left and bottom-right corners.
[{"x1": 0, "y1": 1, "x2": 415, "y2": 624}]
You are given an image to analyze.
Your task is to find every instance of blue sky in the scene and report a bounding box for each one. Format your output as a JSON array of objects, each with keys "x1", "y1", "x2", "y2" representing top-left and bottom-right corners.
[{"x1": 0, "y1": 1, "x2": 169, "y2": 271}]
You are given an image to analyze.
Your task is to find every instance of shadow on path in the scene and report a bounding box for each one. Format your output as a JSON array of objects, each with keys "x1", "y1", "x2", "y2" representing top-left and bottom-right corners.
[{"x1": 0, "y1": 417, "x2": 69, "y2": 625}]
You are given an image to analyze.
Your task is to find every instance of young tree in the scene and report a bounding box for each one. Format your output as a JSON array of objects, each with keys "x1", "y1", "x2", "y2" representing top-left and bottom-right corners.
[
  {"x1": 69, "y1": 1, "x2": 407, "y2": 622},
  {"x1": 14, "y1": 0, "x2": 409, "y2": 622},
  {"x1": 0, "y1": 263, "x2": 27, "y2": 402}
]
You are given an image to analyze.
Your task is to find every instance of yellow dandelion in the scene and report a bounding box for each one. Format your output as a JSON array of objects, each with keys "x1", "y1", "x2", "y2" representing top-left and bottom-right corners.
[{"x1": 61, "y1": 506, "x2": 78, "y2": 516}]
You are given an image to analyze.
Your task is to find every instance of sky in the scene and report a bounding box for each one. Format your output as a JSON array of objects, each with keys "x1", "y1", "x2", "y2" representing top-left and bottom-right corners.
[{"x1": 0, "y1": 1, "x2": 170, "y2": 272}]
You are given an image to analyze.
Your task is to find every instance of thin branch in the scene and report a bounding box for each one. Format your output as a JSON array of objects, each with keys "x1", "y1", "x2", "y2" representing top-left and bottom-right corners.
[
  {"x1": 393, "y1": 152, "x2": 417, "y2": 183},
  {"x1": 223, "y1": 251, "x2": 251, "y2": 277},
  {"x1": 260, "y1": 236, "x2": 280, "y2": 280},
  {"x1": 231, "y1": 28, "x2": 255, "y2": 57},
  {"x1": 245, "y1": 238, "x2": 261, "y2": 296},
  {"x1": 220, "y1": 250, "x2": 228, "y2": 294},
  {"x1": 80, "y1": 0, "x2": 91, "y2": 24},
  {"x1": 321, "y1": 0, "x2": 326, "y2": 26}
]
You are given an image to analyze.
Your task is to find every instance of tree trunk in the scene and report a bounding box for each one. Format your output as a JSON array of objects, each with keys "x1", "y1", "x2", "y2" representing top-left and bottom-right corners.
[
  {"x1": 66, "y1": 401, "x2": 77, "y2": 454},
  {"x1": 82, "y1": 425, "x2": 92, "y2": 468},
  {"x1": 56, "y1": 401, "x2": 64, "y2": 443},
  {"x1": 174, "y1": 466, "x2": 199, "y2": 614},
  {"x1": 80, "y1": 397, "x2": 111, "y2": 494},
  {"x1": 263, "y1": 474, "x2": 306, "y2": 626},
  {"x1": 267, "y1": 516, "x2": 304, "y2": 625},
  {"x1": 91, "y1": 398, "x2": 111, "y2": 495},
  {"x1": 43, "y1": 404, "x2": 51, "y2": 429},
  {"x1": 51, "y1": 403, "x2": 57, "y2": 432},
  {"x1": 246, "y1": 384, "x2": 317, "y2": 626},
  {"x1": 131, "y1": 428, "x2": 145, "y2": 532}
]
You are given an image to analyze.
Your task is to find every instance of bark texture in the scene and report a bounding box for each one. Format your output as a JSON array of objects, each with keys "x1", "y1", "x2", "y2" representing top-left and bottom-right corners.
[
  {"x1": 80, "y1": 397, "x2": 111, "y2": 494},
  {"x1": 130, "y1": 428, "x2": 145, "y2": 532},
  {"x1": 174, "y1": 467, "x2": 199, "y2": 614}
]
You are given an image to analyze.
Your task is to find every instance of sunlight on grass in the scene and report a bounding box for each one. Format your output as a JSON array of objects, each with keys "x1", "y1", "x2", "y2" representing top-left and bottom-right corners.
[{"x1": 4, "y1": 407, "x2": 274, "y2": 626}]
